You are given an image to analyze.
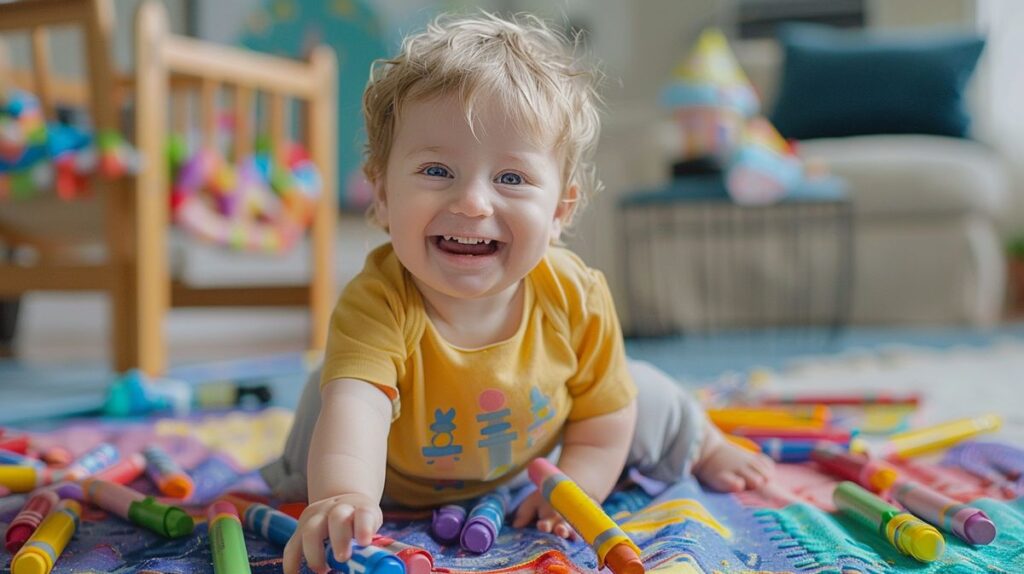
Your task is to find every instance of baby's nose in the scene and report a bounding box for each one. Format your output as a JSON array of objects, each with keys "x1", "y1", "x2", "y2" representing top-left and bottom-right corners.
[{"x1": 449, "y1": 181, "x2": 494, "y2": 217}]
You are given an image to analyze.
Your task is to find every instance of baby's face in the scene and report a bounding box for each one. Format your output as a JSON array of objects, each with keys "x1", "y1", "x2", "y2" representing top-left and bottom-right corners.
[{"x1": 377, "y1": 94, "x2": 570, "y2": 301}]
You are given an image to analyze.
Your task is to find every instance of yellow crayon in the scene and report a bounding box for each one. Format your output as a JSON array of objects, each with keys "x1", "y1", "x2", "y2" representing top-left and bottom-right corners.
[
  {"x1": 881, "y1": 415, "x2": 1002, "y2": 459},
  {"x1": 11, "y1": 499, "x2": 81, "y2": 574},
  {"x1": 0, "y1": 465, "x2": 60, "y2": 493},
  {"x1": 528, "y1": 459, "x2": 644, "y2": 574}
]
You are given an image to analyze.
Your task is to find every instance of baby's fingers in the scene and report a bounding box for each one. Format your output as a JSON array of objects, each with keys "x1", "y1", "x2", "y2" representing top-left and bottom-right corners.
[
  {"x1": 300, "y1": 512, "x2": 330, "y2": 573},
  {"x1": 327, "y1": 504, "x2": 357, "y2": 564},
  {"x1": 512, "y1": 494, "x2": 541, "y2": 528},
  {"x1": 352, "y1": 505, "x2": 383, "y2": 547}
]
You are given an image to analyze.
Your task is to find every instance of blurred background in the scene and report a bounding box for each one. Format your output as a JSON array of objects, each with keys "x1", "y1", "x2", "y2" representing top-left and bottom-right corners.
[{"x1": 1, "y1": 0, "x2": 1023, "y2": 420}]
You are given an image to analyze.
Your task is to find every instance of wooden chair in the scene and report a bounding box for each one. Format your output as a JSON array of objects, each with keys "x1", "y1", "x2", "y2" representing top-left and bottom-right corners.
[{"x1": 0, "y1": 0, "x2": 337, "y2": 374}]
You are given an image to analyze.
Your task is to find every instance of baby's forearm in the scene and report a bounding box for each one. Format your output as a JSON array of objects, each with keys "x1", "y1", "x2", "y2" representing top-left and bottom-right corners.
[
  {"x1": 307, "y1": 378, "x2": 393, "y2": 503},
  {"x1": 555, "y1": 399, "x2": 638, "y2": 502}
]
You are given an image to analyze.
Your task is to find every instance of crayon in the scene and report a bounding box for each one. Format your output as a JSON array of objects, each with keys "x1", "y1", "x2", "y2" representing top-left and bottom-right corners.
[
  {"x1": 757, "y1": 438, "x2": 851, "y2": 463},
  {"x1": 82, "y1": 478, "x2": 194, "y2": 538},
  {"x1": 95, "y1": 452, "x2": 147, "y2": 485},
  {"x1": 0, "y1": 484, "x2": 9, "y2": 497},
  {"x1": 326, "y1": 541, "x2": 405, "y2": 574},
  {"x1": 811, "y1": 444, "x2": 899, "y2": 492},
  {"x1": 143, "y1": 445, "x2": 194, "y2": 498},
  {"x1": 207, "y1": 500, "x2": 252, "y2": 574},
  {"x1": 833, "y1": 481, "x2": 944, "y2": 562},
  {"x1": 373, "y1": 535, "x2": 433, "y2": 574},
  {"x1": 758, "y1": 391, "x2": 921, "y2": 406},
  {"x1": 0, "y1": 435, "x2": 30, "y2": 454},
  {"x1": 64, "y1": 443, "x2": 119, "y2": 480},
  {"x1": 461, "y1": 490, "x2": 509, "y2": 553},
  {"x1": 431, "y1": 503, "x2": 467, "y2": 543},
  {"x1": 242, "y1": 503, "x2": 297, "y2": 547},
  {"x1": 528, "y1": 458, "x2": 644, "y2": 574},
  {"x1": 38, "y1": 447, "x2": 72, "y2": 467},
  {"x1": 892, "y1": 480, "x2": 996, "y2": 545},
  {"x1": 0, "y1": 465, "x2": 62, "y2": 493},
  {"x1": 5, "y1": 489, "x2": 59, "y2": 553},
  {"x1": 880, "y1": 415, "x2": 1002, "y2": 459},
  {"x1": 731, "y1": 427, "x2": 856, "y2": 443},
  {"x1": 10, "y1": 499, "x2": 81, "y2": 574},
  {"x1": 0, "y1": 448, "x2": 45, "y2": 468}
]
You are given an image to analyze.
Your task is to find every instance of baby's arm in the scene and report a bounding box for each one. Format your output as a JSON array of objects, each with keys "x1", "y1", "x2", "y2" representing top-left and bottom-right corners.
[
  {"x1": 512, "y1": 398, "x2": 638, "y2": 536},
  {"x1": 283, "y1": 378, "x2": 392, "y2": 574}
]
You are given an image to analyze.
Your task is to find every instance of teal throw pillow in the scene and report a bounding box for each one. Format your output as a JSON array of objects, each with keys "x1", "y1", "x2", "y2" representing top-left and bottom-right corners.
[{"x1": 770, "y1": 23, "x2": 985, "y2": 140}]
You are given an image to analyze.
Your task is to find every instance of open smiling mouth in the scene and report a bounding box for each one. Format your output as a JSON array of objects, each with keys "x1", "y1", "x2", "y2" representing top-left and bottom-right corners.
[{"x1": 433, "y1": 235, "x2": 502, "y2": 256}]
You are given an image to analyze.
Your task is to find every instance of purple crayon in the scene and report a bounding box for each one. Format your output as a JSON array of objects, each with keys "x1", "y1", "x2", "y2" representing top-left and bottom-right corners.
[
  {"x1": 893, "y1": 479, "x2": 997, "y2": 545},
  {"x1": 431, "y1": 504, "x2": 466, "y2": 544},
  {"x1": 460, "y1": 490, "x2": 509, "y2": 553}
]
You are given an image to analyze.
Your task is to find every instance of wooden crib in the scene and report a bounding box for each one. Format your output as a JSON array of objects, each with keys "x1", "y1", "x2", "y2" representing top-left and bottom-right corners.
[{"x1": 0, "y1": 0, "x2": 338, "y2": 374}]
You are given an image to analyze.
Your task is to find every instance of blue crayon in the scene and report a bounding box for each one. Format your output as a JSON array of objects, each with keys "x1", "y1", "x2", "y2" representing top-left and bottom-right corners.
[
  {"x1": 460, "y1": 490, "x2": 509, "y2": 553},
  {"x1": 0, "y1": 449, "x2": 44, "y2": 468},
  {"x1": 66, "y1": 443, "x2": 120, "y2": 479},
  {"x1": 756, "y1": 438, "x2": 851, "y2": 463},
  {"x1": 326, "y1": 541, "x2": 405, "y2": 574},
  {"x1": 243, "y1": 503, "x2": 296, "y2": 547}
]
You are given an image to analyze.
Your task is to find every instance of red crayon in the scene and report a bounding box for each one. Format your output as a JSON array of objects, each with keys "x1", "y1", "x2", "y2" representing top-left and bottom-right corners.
[
  {"x1": 372, "y1": 535, "x2": 434, "y2": 574},
  {"x1": 758, "y1": 392, "x2": 921, "y2": 407},
  {"x1": 4, "y1": 489, "x2": 59, "y2": 552},
  {"x1": 0, "y1": 435, "x2": 29, "y2": 454},
  {"x1": 95, "y1": 452, "x2": 148, "y2": 485},
  {"x1": 811, "y1": 444, "x2": 899, "y2": 492}
]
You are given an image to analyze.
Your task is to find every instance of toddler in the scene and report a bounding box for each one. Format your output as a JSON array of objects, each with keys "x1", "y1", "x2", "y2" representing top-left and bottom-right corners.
[{"x1": 263, "y1": 13, "x2": 773, "y2": 574}]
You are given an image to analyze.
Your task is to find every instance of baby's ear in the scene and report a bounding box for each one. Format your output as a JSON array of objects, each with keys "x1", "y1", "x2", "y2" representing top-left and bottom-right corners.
[
  {"x1": 372, "y1": 179, "x2": 389, "y2": 225},
  {"x1": 551, "y1": 184, "x2": 579, "y2": 242}
]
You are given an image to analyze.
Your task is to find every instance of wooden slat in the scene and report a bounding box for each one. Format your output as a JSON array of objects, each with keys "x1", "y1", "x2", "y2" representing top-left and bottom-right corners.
[
  {"x1": 30, "y1": 27, "x2": 56, "y2": 119},
  {"x1": 307, "y1": 45, "x2": 338, "y2": 350},
  {"x1": 0, "y1": 0, "x2": 95, "y2": 31},
  {"x1": 200, "y1": 78, "x2": 218, "y2": 150},
  {"x1": 268, "y1": 93, "x2": 285, "y2": 163},
  {"x1": 0, "y1": 265, "x2": 117, "y2": 294},
  {"x1": 233, "y1": 85, "x2": 253, "y2": 161},
  {"x1": 162, "y1": 35, "x2": 319, "y2": 97},
  {"x1": 171, "y1": 283, "x2": 310, "y2": 308}
]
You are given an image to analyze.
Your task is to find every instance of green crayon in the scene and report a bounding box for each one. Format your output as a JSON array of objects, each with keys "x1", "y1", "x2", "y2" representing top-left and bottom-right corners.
[{"x1": 207, "y1": 500, "x2": 252, "y2": 574}]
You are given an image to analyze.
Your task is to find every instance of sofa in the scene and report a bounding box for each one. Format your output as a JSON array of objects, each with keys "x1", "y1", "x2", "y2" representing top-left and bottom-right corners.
[{"x1": 567, "y1": 36, "x2": 1011, "y2": 332}]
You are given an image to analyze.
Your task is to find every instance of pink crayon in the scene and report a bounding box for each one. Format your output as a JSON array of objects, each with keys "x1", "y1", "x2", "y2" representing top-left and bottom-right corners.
[
  {"x1": 96, "y1": 452, "x2": 148, "y2": 485},
  {"x1": 373, "y1": 535, "x2": 434, "y2": 574},
  {"x1": 4, "y1": 489, "x2": 59, "y2": 552},
  {"x1": 892, "y1": 480, "x2": 997, "y2": 545}
]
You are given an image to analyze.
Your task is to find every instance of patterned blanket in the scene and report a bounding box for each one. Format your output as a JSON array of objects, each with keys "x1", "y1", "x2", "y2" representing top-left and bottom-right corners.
[{"x1": 1, "y1": 409, "x2": 1022, "y2": 573}]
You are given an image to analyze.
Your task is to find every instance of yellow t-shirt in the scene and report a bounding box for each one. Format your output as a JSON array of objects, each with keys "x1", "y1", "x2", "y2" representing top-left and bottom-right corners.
[{"x1": 320, "y1": 243, "x2": 636, "y2": 507}]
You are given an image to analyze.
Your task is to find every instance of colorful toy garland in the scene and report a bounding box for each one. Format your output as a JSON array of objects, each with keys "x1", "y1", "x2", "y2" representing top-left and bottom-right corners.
[
  {"x1": 169, "y1": 135, "x2": 322, "y2": 254},
  {"x1": 0, "y1": 89, "x2": 137, "y2": 201}
]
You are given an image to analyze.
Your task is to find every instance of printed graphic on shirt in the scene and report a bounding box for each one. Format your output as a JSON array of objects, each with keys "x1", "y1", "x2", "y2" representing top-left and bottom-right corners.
[
  {"x1": 476, "y1": 388, "x2": 518, "y2": 479},
  {"x1": 527, "y1": 386, "x2": 555, "y2": 448},
  {"x1": 422, "y1": 408, "x2": 463, "y2": 471}
]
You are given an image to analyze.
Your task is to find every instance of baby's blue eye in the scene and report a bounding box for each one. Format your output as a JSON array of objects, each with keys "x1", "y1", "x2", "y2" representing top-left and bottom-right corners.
[
  {"x1": 423, "y1": 165, "x2": 451, "y2": 178},
  {"x1": 496, "y1": 172, "x2": 523, "y2": 185}
]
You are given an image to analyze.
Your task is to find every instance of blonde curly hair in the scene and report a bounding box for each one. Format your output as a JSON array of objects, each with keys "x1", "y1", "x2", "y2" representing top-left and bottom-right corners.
[{"x1": 362, "y1": 11, "x2": 603, "y2": 228}]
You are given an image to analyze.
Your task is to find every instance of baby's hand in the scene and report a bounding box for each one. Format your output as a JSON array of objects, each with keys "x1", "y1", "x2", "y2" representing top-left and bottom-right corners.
[
  {"x1": 282, "y1": 492, "x2": 382, "y2": 574},
  {"x1": 511, "y1": 490, "x2": 577, "y2": 540}
]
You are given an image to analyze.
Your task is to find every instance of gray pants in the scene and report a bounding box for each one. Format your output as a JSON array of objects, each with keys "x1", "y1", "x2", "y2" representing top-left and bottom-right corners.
[{"x1": 261, "y1": 359, "x2": 707, "y2": 502}]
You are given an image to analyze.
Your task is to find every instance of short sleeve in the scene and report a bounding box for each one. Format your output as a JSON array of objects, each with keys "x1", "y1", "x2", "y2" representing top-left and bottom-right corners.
[
  {"x1": 565, "y1": 271, "x2": 637, "y2": 421},
  {"x1": 320, "y1": 273, "x2": 407, "y2": 418}
]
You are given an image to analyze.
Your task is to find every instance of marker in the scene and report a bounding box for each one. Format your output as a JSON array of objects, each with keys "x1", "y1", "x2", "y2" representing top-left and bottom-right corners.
[
  {"x1": 82, "y1": 478, "x2": 194, "y2": 538},
  {"x1": 758, "y1": 391, "x2": 921, "y2": 406},
  {"x1": 0, "y1": 465, "x2": 63, "y2": 493},
  {"x1": 10, "y1": 499, "x2": 81, "y2": 574},
  {"x1": 0, "y1": 448, "x2": 45, "y2": 468},
  {"x1": 242, "y1": 502, "x2": 297, "y2": 547},
  {"x1": 757, "y1": 438, "x2": 850, "y2": 463},
  {"x1": 461, "y1": 490, "x2": 509, "y2": 553},
  {"x1": 528, "y1": 458, "x2": 644, "y2": 574},
  {"x1": 373, "y1": 535, "x2": 434, "y2": 574},
  {"x1": 143, "y1": 445, "x2": 194, "y2": 498},
  {"x1": 207, "y1": 501, "x2": 252, "y2": 574},
  {"x1": 880, "y1": 415, "x2": 1002, "y2": 459},
  {"x1": 431, "y1": 503, "x2": 467, "y2": 543},
  {"x1": 833, "y1": 481, "x2": 944, "y2": 562},
  {"x1": 95, "y1": 452, "x2": 147, "y2": 485},
  {"x1": 64, "y1": 443, "x2": 119, "y2": 480},
  {"x1": 38, "y1": 447, "x2": 72, "y2": 467},
  {"x1": 5, "y1": 489, "x2": 59, "y2": 553},
  {"x1": 892, "y1": 480, "x2": 996, "y2": 545},
  {"x1": 811, "y1": 444, "x2": 899, "y2": 492},
  {"x1": 326, "y1": 541, "x2": 405, "y2": 574}
]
